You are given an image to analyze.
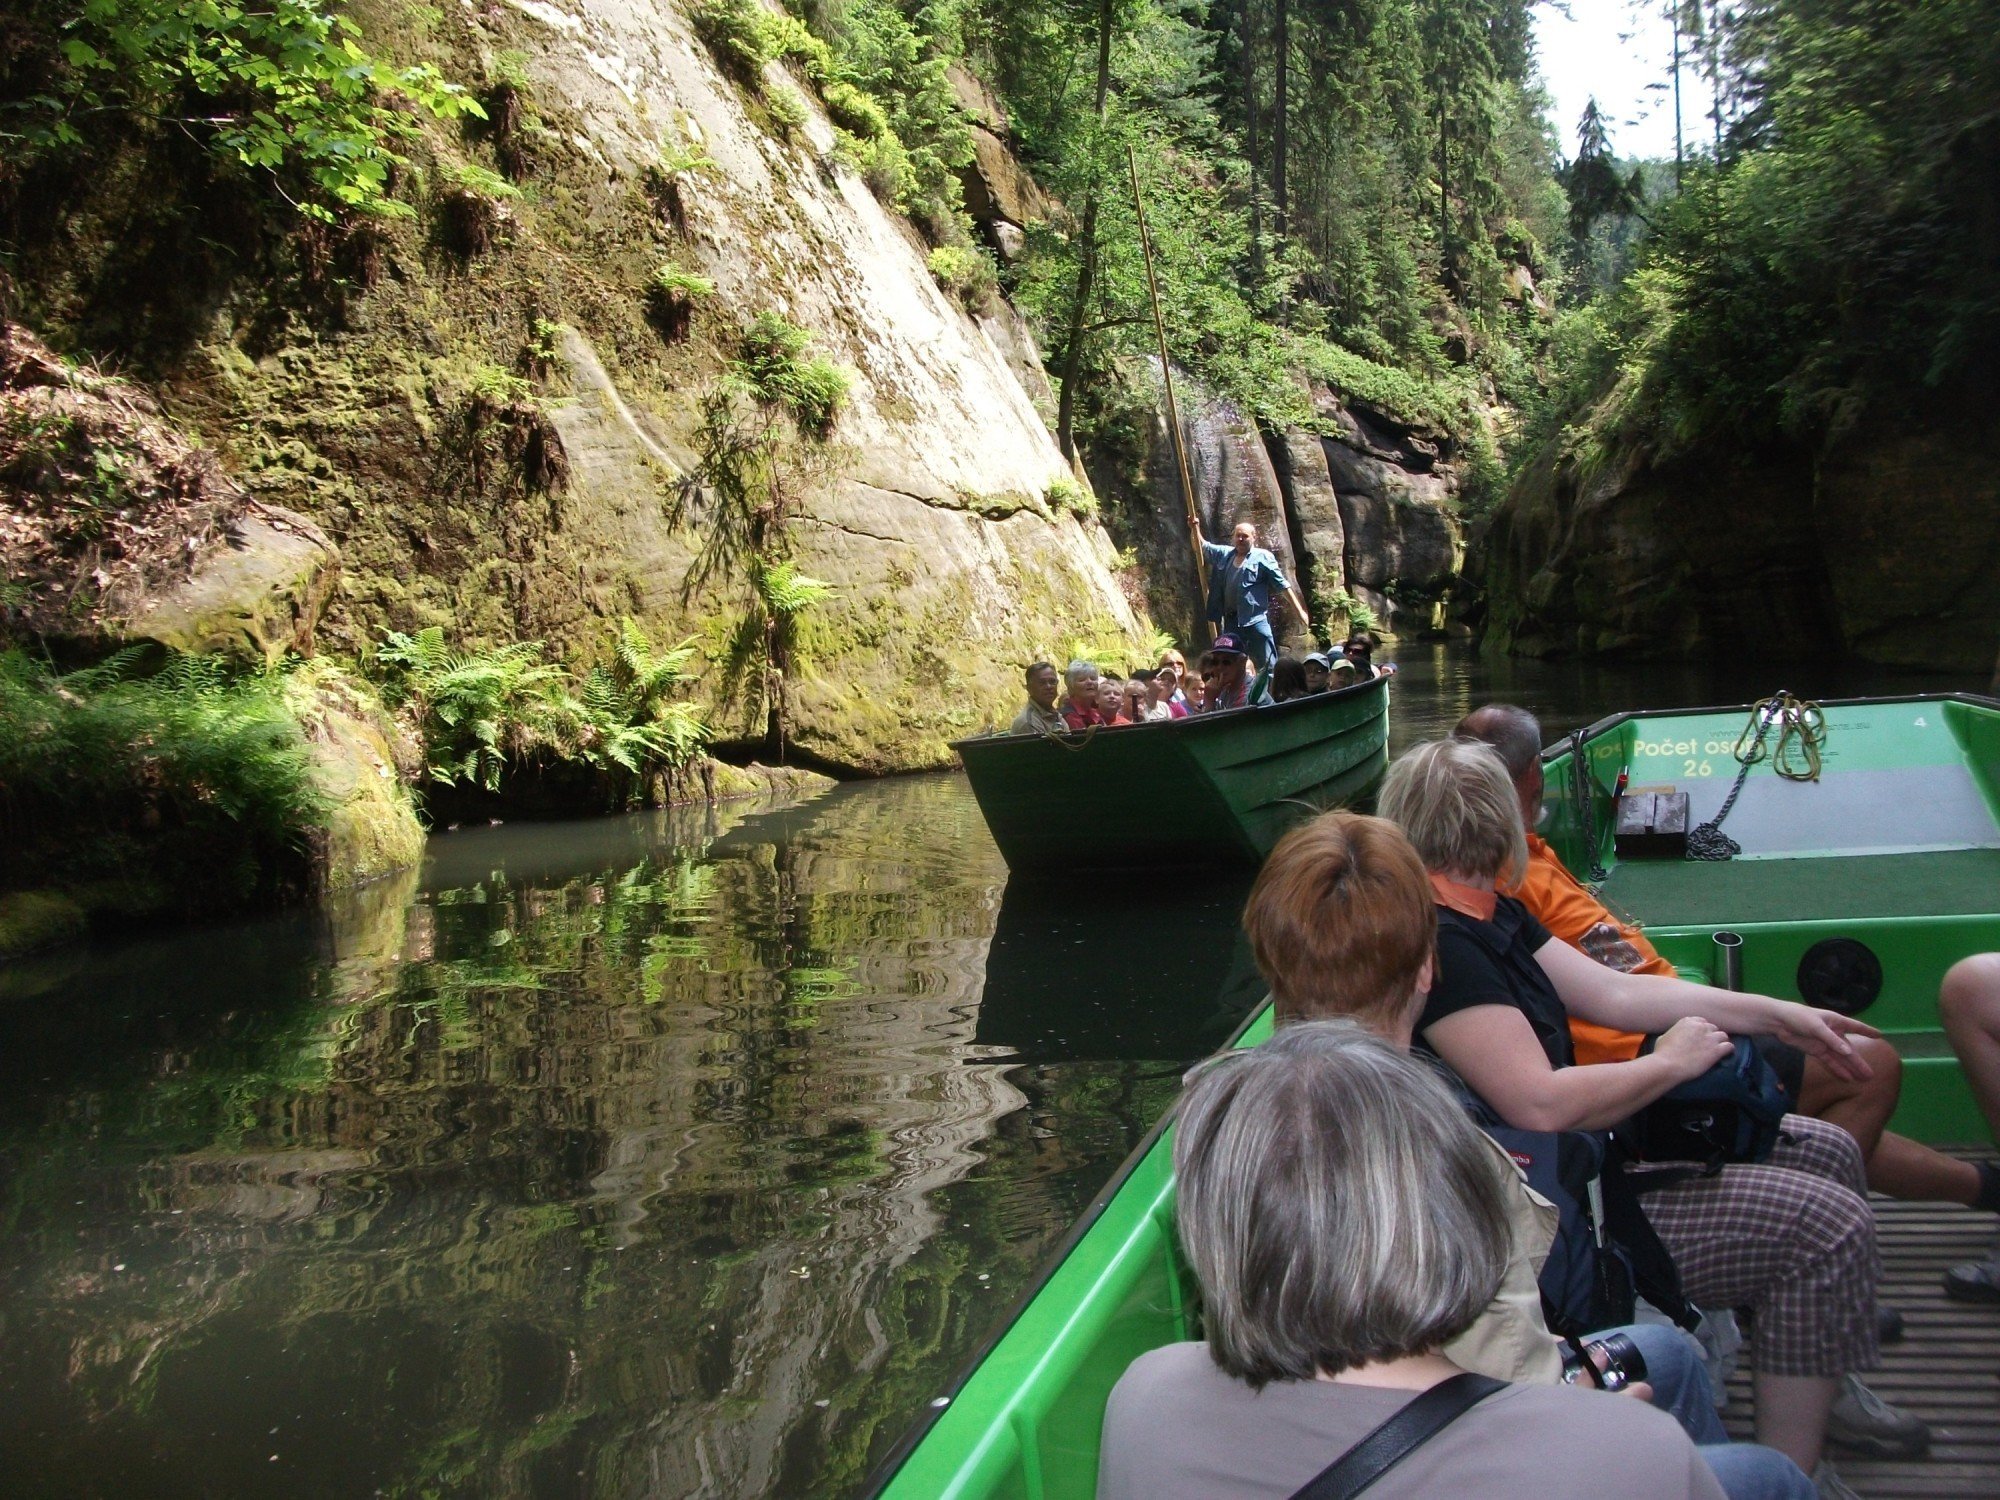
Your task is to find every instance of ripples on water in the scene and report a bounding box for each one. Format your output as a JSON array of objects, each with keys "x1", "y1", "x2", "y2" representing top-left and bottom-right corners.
[{"x1": 0, "y1": 648, "x2": 1985, "y2": 1498}]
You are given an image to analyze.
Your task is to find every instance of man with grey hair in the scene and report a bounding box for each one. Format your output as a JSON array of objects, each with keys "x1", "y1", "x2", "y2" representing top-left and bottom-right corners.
[{"x1": 1097, "y1": 1021, "x2": 1733, "y2": 1500}]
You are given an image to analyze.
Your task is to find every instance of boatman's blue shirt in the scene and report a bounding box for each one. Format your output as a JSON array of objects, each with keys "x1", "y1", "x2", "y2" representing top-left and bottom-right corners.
[{"x1": 1202, "y1": 540, "x2": 1291, "y2": 628}]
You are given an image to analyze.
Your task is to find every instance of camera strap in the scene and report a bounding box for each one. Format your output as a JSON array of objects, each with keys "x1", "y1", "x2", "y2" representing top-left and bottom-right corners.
[{"x1": 1285, "y1": 1373, "x2": 1507, "y2": 1500}]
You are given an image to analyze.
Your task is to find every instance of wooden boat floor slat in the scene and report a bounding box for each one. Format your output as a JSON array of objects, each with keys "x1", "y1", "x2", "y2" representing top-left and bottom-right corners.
[
  {"x1": 1598, "y1": 848, "x2": 2000, "y2": 927},
  {"x1": 1724, "y1": 1157, "x2": 2000, "y2": 1499}
]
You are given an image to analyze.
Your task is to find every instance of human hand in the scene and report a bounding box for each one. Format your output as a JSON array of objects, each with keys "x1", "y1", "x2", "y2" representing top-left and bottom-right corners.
[
  {"x1": 1655, "y1": 1016, "x2": 1733, "y2": 1081},
  {"x1": 1760, "y1": 999, "x2": 1882, "y2": 1082},
  {"x1": 1616, "y1": 1381, "x2": 1656, "y2": 1405}
]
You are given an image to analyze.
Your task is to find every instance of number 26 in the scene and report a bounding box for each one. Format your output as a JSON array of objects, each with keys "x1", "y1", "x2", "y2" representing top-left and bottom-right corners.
[{"x1": 1684, "y1": 758, "x2": 1713, "y2": 777}]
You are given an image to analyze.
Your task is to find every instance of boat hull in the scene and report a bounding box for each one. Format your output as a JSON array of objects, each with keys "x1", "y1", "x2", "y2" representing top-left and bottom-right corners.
[
  {"x1": 953, "y1": 675, "x2": 1390, "y2": 872},
  {"x1": 864, "y1": 691, "x2": 2000, "y2": 1500}
]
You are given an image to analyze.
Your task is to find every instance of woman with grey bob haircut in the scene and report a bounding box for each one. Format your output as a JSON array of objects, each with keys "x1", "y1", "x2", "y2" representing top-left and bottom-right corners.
[
  {"x1": 1097, "y1": 1021, "x2": 1730, "y2": 1500},
  {"x1": 1176, "y1": 1021, "x2": 1508, "y2": 1385}
]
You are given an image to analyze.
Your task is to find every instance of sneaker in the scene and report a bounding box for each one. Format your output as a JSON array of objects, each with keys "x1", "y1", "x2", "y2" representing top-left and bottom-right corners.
[
  {"x1": 1811, "y1": 1461, "x2": 1863, "y2": 1500},
  {"x1": 1943, "y1": 1240, "x2": 2000, "y2": 1303},
  {"x1": 1825, "y1": 1373, "x2": 1930, "y2": 1459}
]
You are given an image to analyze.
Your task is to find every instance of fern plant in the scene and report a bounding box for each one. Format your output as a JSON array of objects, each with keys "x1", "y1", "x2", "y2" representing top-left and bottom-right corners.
[{"x1": 375, "y1": 628, "x2": 572, "y2": 791}]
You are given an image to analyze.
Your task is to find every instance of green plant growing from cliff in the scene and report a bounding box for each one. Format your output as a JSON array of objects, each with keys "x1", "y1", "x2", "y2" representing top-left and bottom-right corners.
[
  {"x1": 766, "y1": 82, "x2": 810, "y2": 140},
  {"x1": 927, "y1": 245, "x2": 998, "y2": 312},
  {"x1": 451, "y1": 365, "x2": 571, "y2": 496},
  {"x1": 647, "y1": 262, "x2": 715, "y2": 342},
  {"x1": 572, "y1": 620, "x2": 712, "y2": 803},
  {"x1": 15, "y1": 0, "x2": 483, "y2": 220},
  {"x1": 736, "y1": 312, "x2": 849, "y2": 439},
  {"x1": 0, "y1": 648, "x2": 328, "y2": 907},
  {"x1": 1045, "y1": 474, "x2": 1096, "y2": 518},
  {"x1": 374, "y1": 629, "x2": 573, "y2": 792}
]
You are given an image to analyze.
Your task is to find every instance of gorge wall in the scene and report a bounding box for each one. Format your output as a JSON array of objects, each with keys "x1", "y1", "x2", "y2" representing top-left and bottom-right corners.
[
  {"x1": 1482, "y1": 388, "x2": 2000, "y2": 672},
  {"x1": 1088, "y1": 370, "x2": 1467, "y2": 652},
  {"x1": 6, "y1": 0, "x2": 1154, "y2": 775}
]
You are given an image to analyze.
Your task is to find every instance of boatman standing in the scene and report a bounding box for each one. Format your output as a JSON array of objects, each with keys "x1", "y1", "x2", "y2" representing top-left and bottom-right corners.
[{"x1": 1197, "y1": 519, "x2": 1310, "y2": 670}]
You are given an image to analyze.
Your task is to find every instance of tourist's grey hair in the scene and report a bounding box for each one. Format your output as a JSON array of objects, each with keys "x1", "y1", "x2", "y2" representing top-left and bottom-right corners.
[
  {"x1": 1379, "y1": 737, "x2": 1528, "y2": 883},
  {"x1": 1174, "y1": 1021, "x2": 1509, "y2": 1387},
  {"x1": 1064, "y1": 659, "x2": 1099, "y2": 686},
  {"x1": 1455, "y1": 704, "x2": 1543, "y2": 784}
]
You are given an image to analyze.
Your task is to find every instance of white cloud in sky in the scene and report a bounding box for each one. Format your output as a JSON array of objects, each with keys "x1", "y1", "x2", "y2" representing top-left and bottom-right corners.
[{"x1": 1533, "y1": 1, "x2": 1694, "y2": 164}]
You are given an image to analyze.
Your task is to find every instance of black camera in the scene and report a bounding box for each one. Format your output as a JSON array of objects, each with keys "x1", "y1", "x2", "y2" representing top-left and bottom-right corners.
[{"x1": 1558, "y1": 1331, "x2": 1649, "y2": 1393}]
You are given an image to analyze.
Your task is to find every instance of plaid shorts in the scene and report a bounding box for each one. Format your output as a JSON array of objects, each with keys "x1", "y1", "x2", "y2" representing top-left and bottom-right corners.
[{"x1": 1635, "y1": 1113, "x2": 1880, "y2": 1378}]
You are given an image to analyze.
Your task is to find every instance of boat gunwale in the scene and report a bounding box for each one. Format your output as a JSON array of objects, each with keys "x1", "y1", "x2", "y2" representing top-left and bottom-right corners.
[
  {"x1": 1550, "y1": 690, "x2": 2000, "y2": 765},
  {"x1": 949, "y1": 671, "x2": 1390, "y2": 757},
  {"x1": 853, "y1": 1001, "x2": 1270, "y2": 1499}
]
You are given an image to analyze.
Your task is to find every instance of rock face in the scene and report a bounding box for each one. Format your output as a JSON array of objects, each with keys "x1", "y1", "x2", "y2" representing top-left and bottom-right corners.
[
  {"x1": 122, "y1": 507, "x2": 338, "y2": 664},
  {"x1": 1484, "y1": 389, "x2": 2000, "y2": 671},
  {"x1": 1315, "y1": 395, "x2": 1464, "y2": 634},
  {"x1": 64, "y1": 0, "x2": 1151, "y2": 775}
]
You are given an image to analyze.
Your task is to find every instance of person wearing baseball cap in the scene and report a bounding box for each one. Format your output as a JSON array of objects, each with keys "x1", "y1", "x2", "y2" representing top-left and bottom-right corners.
[{"x1": 1197, "y1": 633, "x2": 1268, "y2": 713}]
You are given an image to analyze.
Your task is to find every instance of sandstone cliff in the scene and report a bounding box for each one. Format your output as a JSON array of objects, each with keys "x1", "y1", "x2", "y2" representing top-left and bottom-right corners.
[
  {"x1": 7, "y1": 0, "x2": 1153, "y2": 775},
  {"x1": 1483, "y1": 390, "x2": 2000, "y2": 671}
]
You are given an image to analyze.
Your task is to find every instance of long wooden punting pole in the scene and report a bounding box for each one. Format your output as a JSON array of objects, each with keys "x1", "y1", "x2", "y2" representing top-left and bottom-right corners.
[{"x1": 1127, "y1": 144, "x2": 1208, "y2": 615}]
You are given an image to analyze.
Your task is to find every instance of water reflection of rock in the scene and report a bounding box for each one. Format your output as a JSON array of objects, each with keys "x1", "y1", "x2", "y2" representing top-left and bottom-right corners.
[{"x1": 0, "y1": 778, "x2": 1191, "y2": 1498}]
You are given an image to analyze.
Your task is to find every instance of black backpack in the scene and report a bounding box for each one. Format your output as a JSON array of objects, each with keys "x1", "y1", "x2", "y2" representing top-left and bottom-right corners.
[{"x1": 1462, "y1": 1093, "x2": 1700, "y2": 1339}]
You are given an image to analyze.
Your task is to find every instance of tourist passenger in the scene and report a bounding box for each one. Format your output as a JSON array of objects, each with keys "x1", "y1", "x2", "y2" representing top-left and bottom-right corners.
[
  {"x1": 1196, "y1": 519, "x2": 1311, "y2": 671},
  {"x1": 1238, "y1": 811, "x2": 1814, "y2": 1500},
  {"x1": 1938, "y1": 954, "x2": 2000, "y2": 1298},
  {"x1": 1008, "y1": 661, "x2": 1066, "y2": 735},
  {"x1": 1268, "y1": 655, "x2": 1309, "y2": 702},
  {"x1": 1133, "y1": 675, "x2": 1173, "y2": 722},
  {"x1": 1151, "y1": 668, "x2": 1188, "y2": 720},
  {"x1": 1095, "y1": 673, "x2": 1132, "y2": 726},
  {"x1": 1328, "y1": 653, "x2": 1357, "y2": 688},
  {"x1": 1196, "y1": 634, "x2": 1263, "y2": 713},
  {"x1": 1457, "y1": 704, "x2": 2000, "y2": 1244},
  {"x1": 1158, "y1": 650, "x2": 1192, "y2": 711},
  {"x1": 1379, "y1": 738, "x2": 1911, "y2": 1488},
  {"x1": 1098, "y1": 1020, "x2": 1736, "y2": 1500},
  {"x1": 1302, "y1": 652, "x2": 1331, "y2": 694},
  {"x1": 1060, "y1": 660, "x2": 1104, "y2": 730}
]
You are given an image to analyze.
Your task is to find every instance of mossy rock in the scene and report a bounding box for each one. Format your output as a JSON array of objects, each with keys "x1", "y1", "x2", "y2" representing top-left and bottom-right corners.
[
  {"x1": 293, "y1": 670, "x2": 427, "y2": 892},
  {"x1": 0, "y1": 891, "x2": 89, "y2": 963}
]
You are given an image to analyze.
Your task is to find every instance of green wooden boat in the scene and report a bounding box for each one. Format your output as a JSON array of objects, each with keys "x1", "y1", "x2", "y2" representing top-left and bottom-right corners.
[
  {"x1": 952, "y1": 674, "x2": 1391, "y2": 872},
  {"x1": 861, "y1": 690, "x2": 2000, "y2": 1500}
]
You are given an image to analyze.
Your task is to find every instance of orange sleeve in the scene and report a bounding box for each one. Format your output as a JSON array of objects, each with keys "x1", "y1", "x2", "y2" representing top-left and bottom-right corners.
[{"x1": 1507, "y1": 842, "x2": 1673, "y2": 1066}]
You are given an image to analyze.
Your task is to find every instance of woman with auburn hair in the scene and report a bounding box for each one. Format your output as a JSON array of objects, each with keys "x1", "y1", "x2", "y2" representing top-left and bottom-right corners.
[
  {"x1": 1097, "y1": 1022, "x2": 1732, "y2": 1500},
  {"x1": 1233, "y1": 811, "x2": 1813, "y2": 1500},
  {"x1": 1375, "y1": 739, "x2": 1918, "y2": 1492}
]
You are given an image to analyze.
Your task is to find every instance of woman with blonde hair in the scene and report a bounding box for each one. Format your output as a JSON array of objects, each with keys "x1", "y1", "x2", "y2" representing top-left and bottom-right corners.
[{"x1": 1376, "y1": 739, "x2": 1916, "y2": 1493}]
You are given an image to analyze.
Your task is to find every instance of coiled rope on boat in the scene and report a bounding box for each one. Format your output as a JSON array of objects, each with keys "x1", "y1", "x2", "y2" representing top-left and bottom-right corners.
[{"x1": 1686, "y1": 691, "x2": 1827, "y2": 861}]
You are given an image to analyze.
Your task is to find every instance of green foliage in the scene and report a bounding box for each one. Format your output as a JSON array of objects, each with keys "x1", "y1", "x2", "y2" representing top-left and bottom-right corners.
[
  {"x1": 926, "y1": 245, "x2": 998, "y2": 310},
  {"x1": 647, "y1": 261, "x2": 716, "y2": 340},
  {"x1": 1045, "y1": 474, "x2": 1096, "y2": 518},
  {"x1": 0, "y1": 648, "x2": 328, "y2": 905},
  {"x1": 822, "y1": 78, "x2": 890, "y2": 140},
  {"x1": 736, "y1": 312, "x2": 849, "y2": 439},
  {"x1": 691, "y1": 0, "x2": 777, "y2": 82},
  {"x1": 765, "y1": 81, "x2": 811, "y2": 138},
  {"x1": 372, "y1": 623, "x2": 709, "y2": 802},
  {"x1": 15, "y1": 0, "x2": 482, "y2": 220},
  {"x1": 374, "y1": 628, "x2": 571, "y2": 792}
]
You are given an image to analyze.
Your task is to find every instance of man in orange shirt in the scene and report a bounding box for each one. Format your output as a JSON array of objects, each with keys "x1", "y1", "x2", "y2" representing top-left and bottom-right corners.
[{"x1": 1456, "y1": 707, "x2": 2000, "y2": 1240}]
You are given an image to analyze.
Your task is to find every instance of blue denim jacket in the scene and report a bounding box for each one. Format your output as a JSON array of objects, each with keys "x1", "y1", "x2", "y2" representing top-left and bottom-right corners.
[{"x1": 1203, "y1": 541, "x2": 1292, "y2": 627}]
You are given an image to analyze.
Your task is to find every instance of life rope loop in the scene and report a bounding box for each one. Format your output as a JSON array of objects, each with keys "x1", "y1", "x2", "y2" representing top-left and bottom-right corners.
[{"x1": 1037, "y1": 721, "x2": 1098, "y2": 752}]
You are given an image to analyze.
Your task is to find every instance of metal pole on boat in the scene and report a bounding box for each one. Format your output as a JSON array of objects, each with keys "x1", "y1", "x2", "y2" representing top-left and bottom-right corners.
[
  {"x1": 1127, "y1": 144, "x2": 1210, "y2": 628},
  {"x1": 1713, "y1": 930, "x2": 1744, "y2": 991}
]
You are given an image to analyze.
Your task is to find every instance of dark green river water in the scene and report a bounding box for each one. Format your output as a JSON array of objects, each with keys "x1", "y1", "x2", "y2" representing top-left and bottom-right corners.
[{"x1": 0, "y1": 646, "x2": 1985, "y2": 1498}]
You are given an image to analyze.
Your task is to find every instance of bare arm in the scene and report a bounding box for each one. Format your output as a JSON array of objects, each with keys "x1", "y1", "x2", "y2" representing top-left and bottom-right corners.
[
  {"x1": 1423, "y1": 1003, "x2": 1733, "y2": 1133},
  {"x1": 1535, "y1": 940, "x2": 1880, "y2": 1081}
]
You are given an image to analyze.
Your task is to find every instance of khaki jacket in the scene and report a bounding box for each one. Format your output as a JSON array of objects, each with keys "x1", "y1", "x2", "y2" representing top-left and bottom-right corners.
[{"x1": 1443, "y1": 1135, "x2": 1566, "y2": 1384}]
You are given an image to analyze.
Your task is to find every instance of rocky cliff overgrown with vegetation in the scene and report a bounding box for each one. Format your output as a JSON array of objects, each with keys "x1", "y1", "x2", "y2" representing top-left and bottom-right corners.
[{"x1": 1484, "y1": 0, "x2": 2000, "y2": 672}]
